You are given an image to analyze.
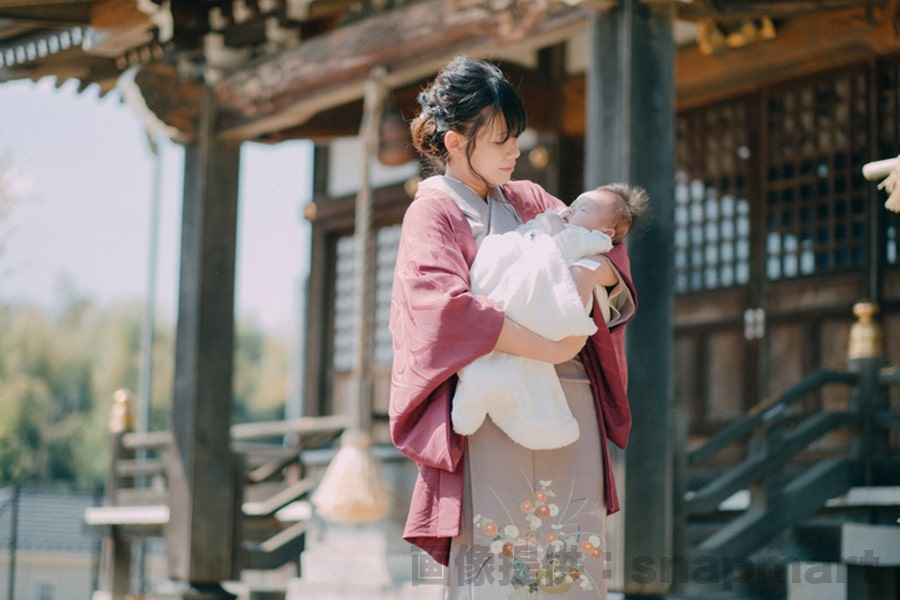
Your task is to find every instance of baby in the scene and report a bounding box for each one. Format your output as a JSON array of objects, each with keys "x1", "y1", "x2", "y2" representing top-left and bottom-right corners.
[
  {"x1": 451, "y1": 183, "x2": 648, "y2": 450},
  {"x1": 553, "y1": 184, "x2": 644, "y2": 323}
]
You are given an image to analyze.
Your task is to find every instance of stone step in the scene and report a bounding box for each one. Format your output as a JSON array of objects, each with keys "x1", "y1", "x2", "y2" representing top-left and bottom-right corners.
[
  {"x1": 825, "y1": 485, "x2": 900, "y2": 509},
  {"x1": 688, "y1": 486, "x2": 900, "y2": 516},
  {"x1": 786, "y1": 559, "x2": 899, "y2": 600},
  {"x1": 774, "y1": 523, "x2": 900, "y2": 600},
  {"x1": 840, "y1": 522, "x2": 900, "y2": 566}
]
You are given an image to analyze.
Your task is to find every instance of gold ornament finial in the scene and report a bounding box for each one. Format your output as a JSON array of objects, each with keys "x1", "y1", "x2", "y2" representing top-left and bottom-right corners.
[
  {"x1": 110, "y1": 388, "x2": 135, "y2": 433},
  {"x1": 848, "y1": 301, "x2": 884, "y2": 360}
]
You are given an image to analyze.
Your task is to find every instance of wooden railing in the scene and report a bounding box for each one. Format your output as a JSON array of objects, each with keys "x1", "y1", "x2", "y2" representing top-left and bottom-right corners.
[
  {"x1": 686, "y1": 369, "x2": 860, "y2": 514},
  {"x1": 85, "y1": 392, "x2": 347, "y2": 599},
  {"x1": 232, "y1": 414, "x2": 347, "y2": 570},
  {"x1": 683, "y1": 302, "x2": 900, "y2": 573}
]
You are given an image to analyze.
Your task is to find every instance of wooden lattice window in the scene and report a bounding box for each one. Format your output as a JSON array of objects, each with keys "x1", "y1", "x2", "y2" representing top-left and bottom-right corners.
[
  {"x1": 674, "y1": 99, "x2": 753, "y2": 293},
  {"x1": 332, "y1": 224, "x2": 401, "y2": 371},
  {"x1": 332, "y1": 234, "x2": 356, "y2": 372},
  {"x1": 374, "y1": 224, "x2": 401, "y2": 365},
  {"x1": 675, "y1": 65, "x2": 874, "y2": 293},
  {"x1": 764, "y1": 68, "x2": 870, "y2": 278}
]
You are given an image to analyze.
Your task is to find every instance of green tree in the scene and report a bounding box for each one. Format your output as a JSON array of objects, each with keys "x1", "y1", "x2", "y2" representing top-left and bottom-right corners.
[
  {"x1": 0, "y1": 375, "x2": 53, "y2": 482},
  {"x1": 0, "y1": 292, "x2": 290, "y2": 486},
  {"x1": 233, "y1": 319, "x2": 290, "y2": 424},
  {"x1": 0, "y1": 301, "x2": 100, "y2": 483}
]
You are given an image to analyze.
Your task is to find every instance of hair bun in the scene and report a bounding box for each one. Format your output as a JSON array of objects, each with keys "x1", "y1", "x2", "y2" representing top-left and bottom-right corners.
[{"x1": 417, "y1": 90, "x2": 448, "y2": 129}]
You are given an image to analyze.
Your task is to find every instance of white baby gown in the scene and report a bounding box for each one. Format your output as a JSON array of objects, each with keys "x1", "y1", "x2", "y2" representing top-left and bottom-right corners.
[{"x1": 451, "y1": 212, "x2": 613, "y2": 450}]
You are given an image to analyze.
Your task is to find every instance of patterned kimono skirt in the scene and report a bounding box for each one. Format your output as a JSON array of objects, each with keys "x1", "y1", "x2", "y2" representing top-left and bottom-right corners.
[{"x1": 447, "y1": 357, "x2": 608, "y2": 599}]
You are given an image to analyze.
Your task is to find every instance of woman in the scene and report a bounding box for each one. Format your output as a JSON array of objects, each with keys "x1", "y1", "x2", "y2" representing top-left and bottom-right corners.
[{"x1": 388, "y1": 55, "x2": 638, "y2": 599}]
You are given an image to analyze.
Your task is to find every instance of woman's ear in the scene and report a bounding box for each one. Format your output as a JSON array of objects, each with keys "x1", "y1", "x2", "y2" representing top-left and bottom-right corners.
[{"x1": 444, "y1": 130, "x2": 465, "y2": 155}]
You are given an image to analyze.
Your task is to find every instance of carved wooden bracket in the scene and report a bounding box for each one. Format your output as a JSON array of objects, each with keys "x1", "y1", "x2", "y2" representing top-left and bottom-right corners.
[{"x1": 118, "y1": 62, "x2": 202, "y2": 144}]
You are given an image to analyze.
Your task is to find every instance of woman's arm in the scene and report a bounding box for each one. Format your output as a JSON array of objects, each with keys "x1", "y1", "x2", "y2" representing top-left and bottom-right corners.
[{"x1": 493, "y1": 317, "x2": 587, "y2": 364}]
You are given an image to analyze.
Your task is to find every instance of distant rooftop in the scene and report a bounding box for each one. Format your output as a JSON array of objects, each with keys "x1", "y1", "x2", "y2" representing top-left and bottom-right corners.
[{"x1": 0, "y1": 485, "x2": 100, "y2": 554}]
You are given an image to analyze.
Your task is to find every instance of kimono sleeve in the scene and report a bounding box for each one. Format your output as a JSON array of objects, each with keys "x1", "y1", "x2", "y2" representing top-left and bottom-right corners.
[{"x1": 388, "y1": 191, "x2": 505, "y2": 471}]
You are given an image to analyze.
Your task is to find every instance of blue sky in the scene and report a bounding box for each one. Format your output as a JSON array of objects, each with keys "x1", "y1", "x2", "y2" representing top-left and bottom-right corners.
[{"x1": 0, "y1": 77, "x2": 313, "y2": 335}]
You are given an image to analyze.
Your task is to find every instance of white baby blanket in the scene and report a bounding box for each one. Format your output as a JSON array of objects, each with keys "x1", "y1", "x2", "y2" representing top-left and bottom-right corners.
[{"x1": 452, "y1": 213, "x2": 612, "y2": 449}]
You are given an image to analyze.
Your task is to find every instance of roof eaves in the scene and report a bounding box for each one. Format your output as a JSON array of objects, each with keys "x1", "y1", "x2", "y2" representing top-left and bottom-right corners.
[{"x1": 0, "y1": 25, "x2": 91, "y2": 70}]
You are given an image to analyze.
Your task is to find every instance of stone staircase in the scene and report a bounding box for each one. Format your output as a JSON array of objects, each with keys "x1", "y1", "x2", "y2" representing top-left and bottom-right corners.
[
  {"x1": 783, "y1": 488, "x2": 900, "y2": 600},
  {"x1": 677, "y1": 485, "x2": 900, "y2": 600},
  {"x1": 679, "y1": 350, "x2": 900, "y2": 600}
]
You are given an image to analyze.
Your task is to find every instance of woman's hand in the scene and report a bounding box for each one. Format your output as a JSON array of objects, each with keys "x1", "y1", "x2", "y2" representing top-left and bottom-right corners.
[
  {"x1": 493, "y1": 317, "x2": 587, "y2": 364},
  {"x1": 570, "y1": 254, "x2": 619, "y2": 305}
]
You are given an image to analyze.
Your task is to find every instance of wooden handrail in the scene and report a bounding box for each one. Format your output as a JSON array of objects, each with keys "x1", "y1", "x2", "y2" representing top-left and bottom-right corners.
[
  {"x1": 693, "y1": 457, "x2": 861, "y2": 560},
  {"x1": 121, "y1": 430, "x2": 171, "y2": 451},
  {"x1": 114, "y1": 458, "x2": 166, "y2": 478},
  {"x1": 240, "y1": 520, "x2": 310, "y2": 570},
  {"x1": 103, "y1": 414, "x2": 348, "y2": 507},
  {"x1": 688, "y1": 369, "x2": 858, "y2": 465},
  {"x1": 94, "y1": 409, "x2": 349, "y2": 571},
  {"x1": 117, "y1": 415, "x2": 348, "y2": 452},
  {"x1": 242, "y1": 477, "x2": 317, "y2": 518},
  {"x1": 686, "y1": 411, "x2": 859, "y2": 514},
  {"x1": 230, "y1": 414, "x2": 347, "y2": 441}
]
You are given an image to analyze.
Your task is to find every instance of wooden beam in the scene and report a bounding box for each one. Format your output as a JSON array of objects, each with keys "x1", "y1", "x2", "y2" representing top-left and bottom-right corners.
[
  {"x1": 87, "y1": 0, "x2": 155, "y2": 58},
  {"x1": 262, "y1": 78, "x2": 426, "y2": 142},
  {"x1": 0, "y1": 0, "x2": 92, "y2": 24},
  {"x1": 0, "y1": 0, "x2": 87, "y2": 6},
  {"x1": 213, "y1": 0, "x2": 588, "y2": 141},
  {"x1": 263, "y1": 62, "x2": 556, "y2": 142},
  {"x1": 676, "y1": 6, "x2": 900, "y2": 108},
  {"x1": 678, "y1": 0, "x2": 882, "y2": 20},
  {"x1": 121, "y1": 0, "x2": 585, "y2": 143},
  {"x1": 119, "y1": 1, "x2": 896, "y2": 144},
  {"x1": 444, "y1": 6, "x2": 900, "y2": 121}
]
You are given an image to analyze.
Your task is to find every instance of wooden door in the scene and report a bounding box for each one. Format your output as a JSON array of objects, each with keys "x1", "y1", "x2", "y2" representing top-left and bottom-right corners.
[
  {"x1": 674, "y1": 95, "x2": 762, "y2": 461},
  {"x1": 674, "y1": 62, "x2": 879, "y2": 462}
]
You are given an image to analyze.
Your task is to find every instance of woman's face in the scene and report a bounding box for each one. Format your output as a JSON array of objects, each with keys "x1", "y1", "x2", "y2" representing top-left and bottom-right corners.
[{"x1": 446, "y1": 112, "x2": 520, "y2": 198}]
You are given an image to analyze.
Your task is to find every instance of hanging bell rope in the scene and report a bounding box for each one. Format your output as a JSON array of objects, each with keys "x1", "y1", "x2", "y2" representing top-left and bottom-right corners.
[
  {"x1": 864, "y1": 155, "x2": 900, "y2": 212},
  {"x1": 312, "y1": 66, "x2": 391, "y2": 524}
]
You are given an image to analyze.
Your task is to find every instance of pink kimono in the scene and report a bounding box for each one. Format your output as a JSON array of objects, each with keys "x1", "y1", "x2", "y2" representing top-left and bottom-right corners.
[{"x1": 388, "y1": 179, "x2": 636, "y2": 566}]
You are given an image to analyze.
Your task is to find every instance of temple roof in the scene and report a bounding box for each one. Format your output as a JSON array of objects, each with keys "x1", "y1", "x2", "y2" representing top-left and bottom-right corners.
[{"x1": 0, "y1": 1, "x2": 888, "y2": 143}]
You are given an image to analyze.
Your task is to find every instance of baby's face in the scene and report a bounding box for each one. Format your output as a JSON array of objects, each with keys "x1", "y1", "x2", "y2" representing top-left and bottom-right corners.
[{"x1": 560, "y1": 191, "x2": 617, "y2": 236}]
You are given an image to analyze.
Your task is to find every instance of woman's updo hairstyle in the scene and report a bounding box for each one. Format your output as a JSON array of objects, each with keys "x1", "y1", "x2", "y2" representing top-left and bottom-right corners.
[{"x1": 410, "y1": 55, "x2": 527, "y2": 173}]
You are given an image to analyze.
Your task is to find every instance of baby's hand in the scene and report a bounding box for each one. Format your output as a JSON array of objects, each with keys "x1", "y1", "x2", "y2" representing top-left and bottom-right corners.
[{"x1": 543, "y1": 211, "x2": 565, "y2": 235}]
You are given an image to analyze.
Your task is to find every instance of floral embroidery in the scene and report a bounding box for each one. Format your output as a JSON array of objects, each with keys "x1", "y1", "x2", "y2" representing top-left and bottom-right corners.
[{"x1": 473, "y1": 480, "x2": 602, "y2": 596}]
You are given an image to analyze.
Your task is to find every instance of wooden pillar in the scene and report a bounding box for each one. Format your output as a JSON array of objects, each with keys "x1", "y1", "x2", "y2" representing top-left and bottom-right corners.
[
  {"x1": 165, "y1": 84, "x2": 242, "y2": 596},
  {"x1": 585, "y1": 1, "x2": 676, "y2": 597},
  {"x1": 106, "y1": 390, "x2": 135, "y2": 600},
  {"x1": 302, "y1": 144, "x2": 330, "y2": 418},
  {"x1": 847, "y1": 302, "x2": 889, "y2": 484}
]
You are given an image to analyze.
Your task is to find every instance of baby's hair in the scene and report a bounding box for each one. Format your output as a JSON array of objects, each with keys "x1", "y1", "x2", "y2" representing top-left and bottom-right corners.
[{"x1": 593, "y1": 183, "x2": 650, "y2": 243}]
